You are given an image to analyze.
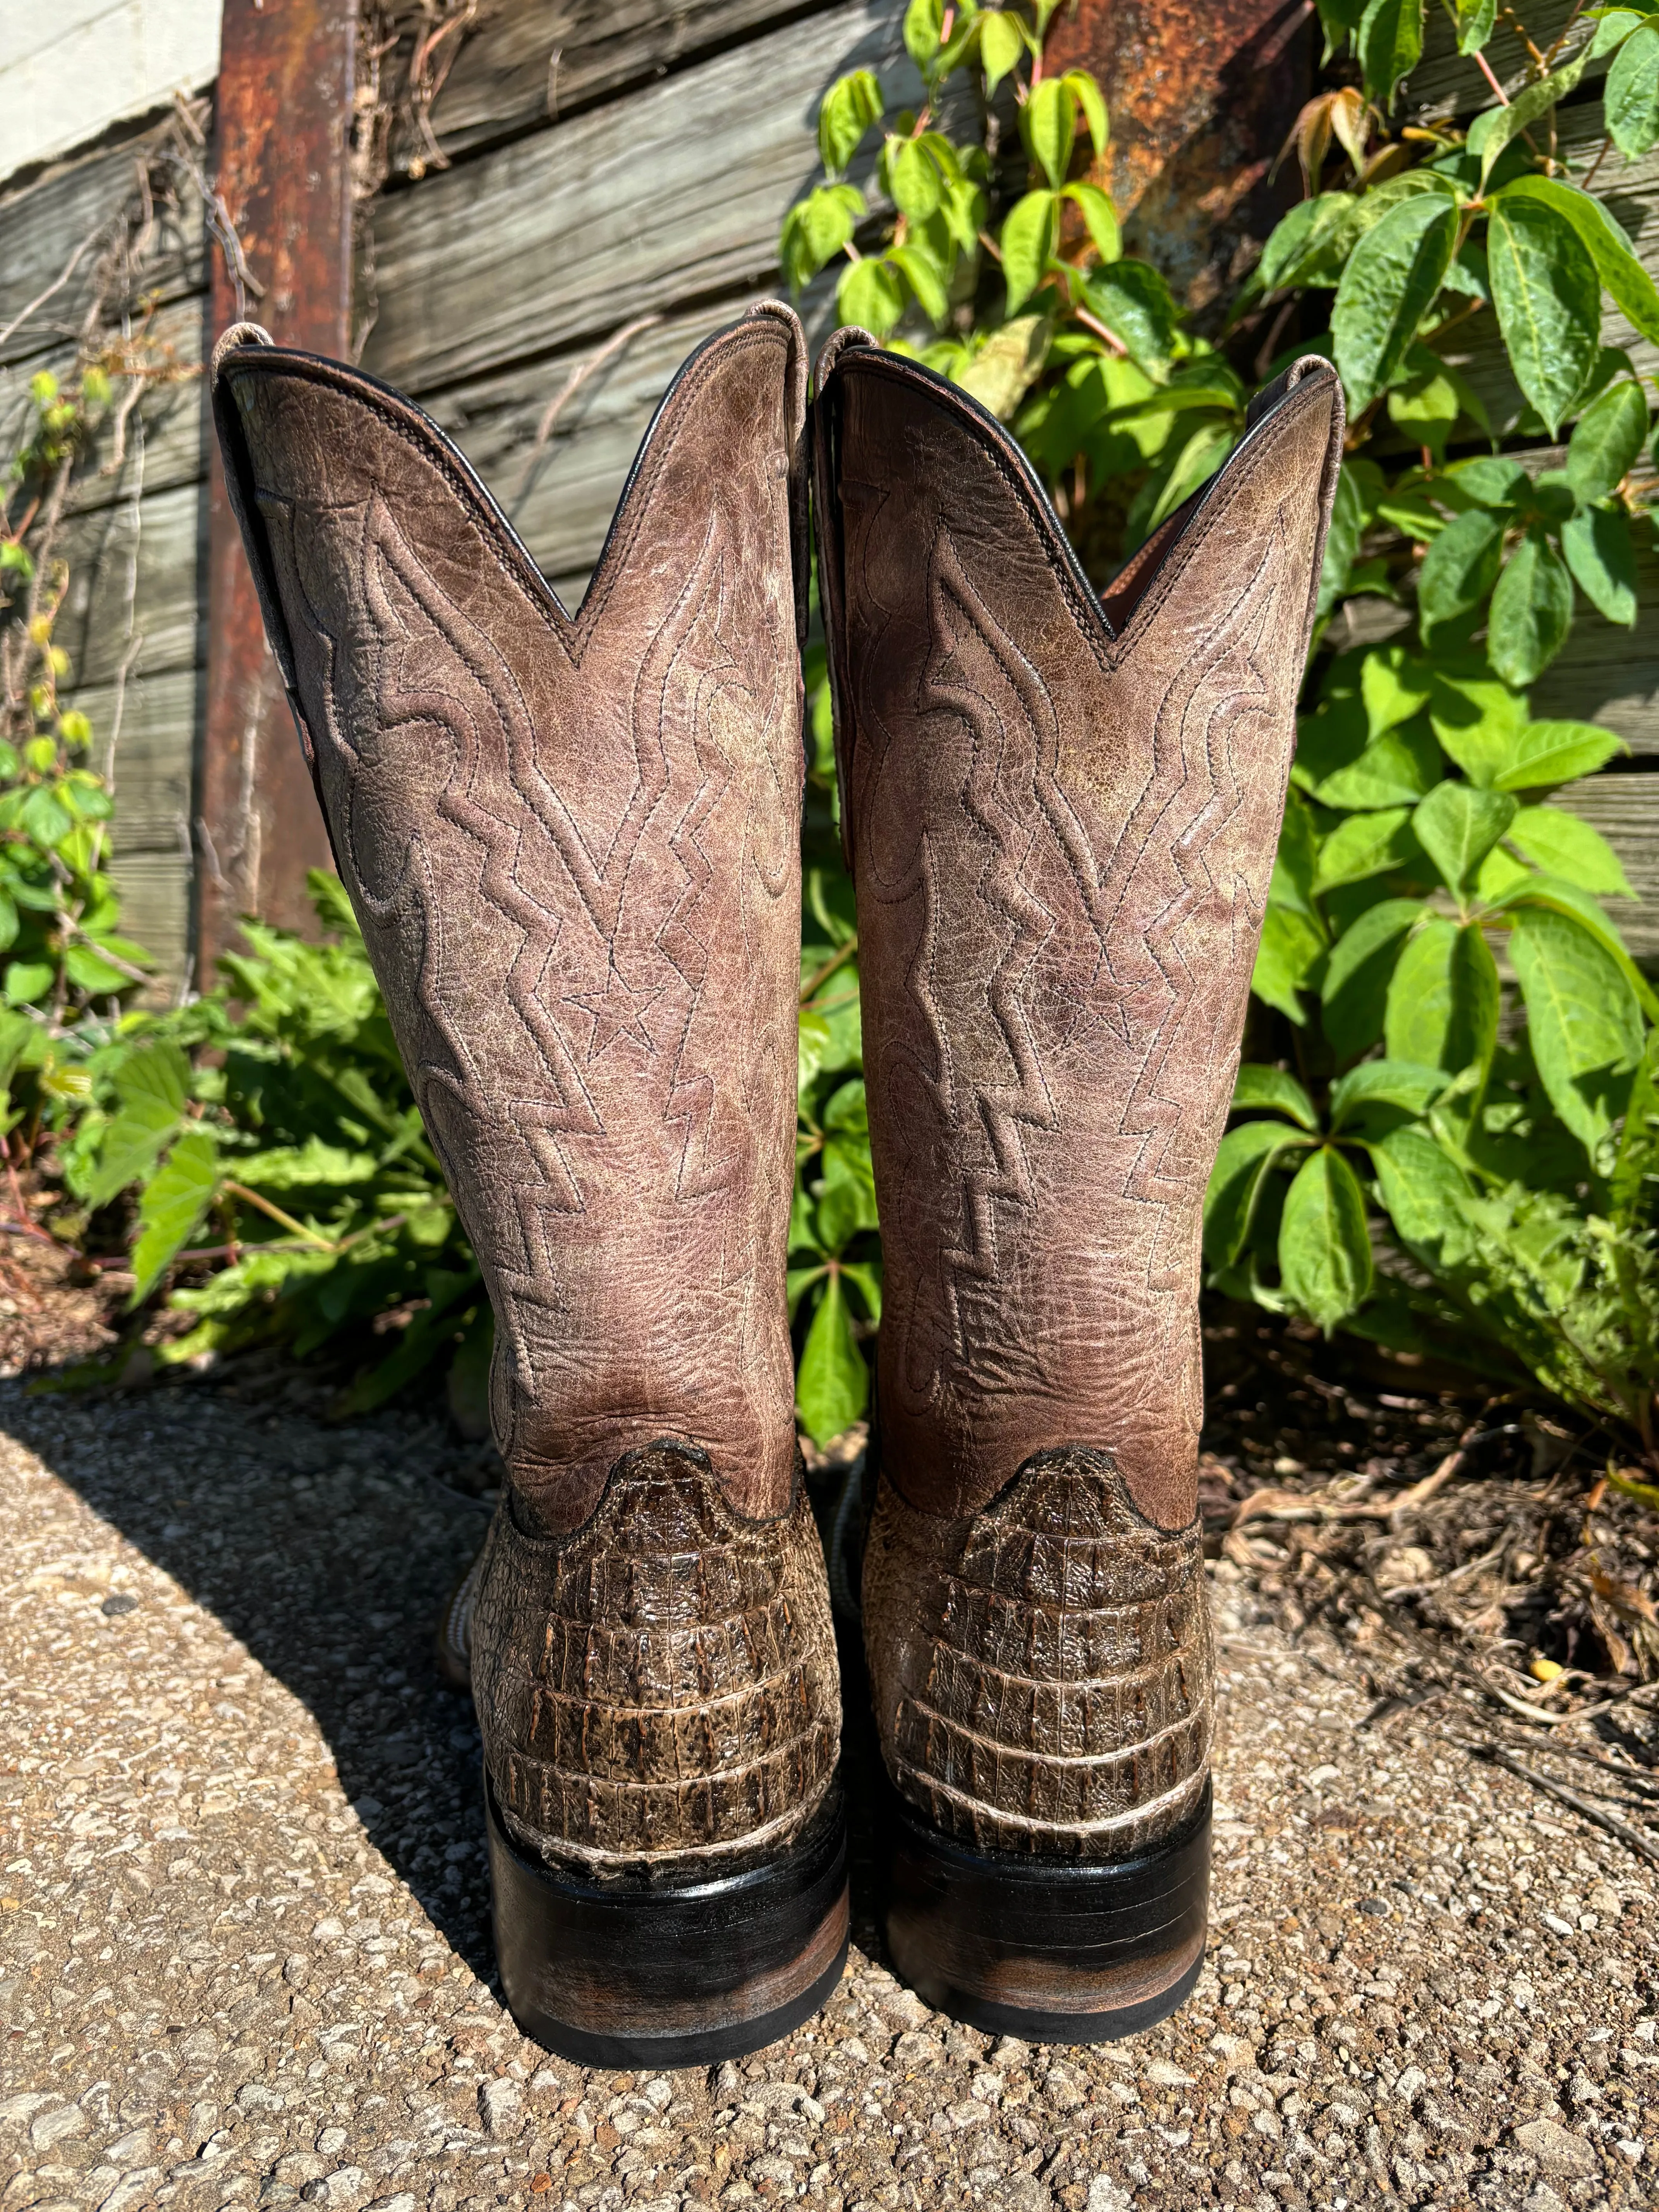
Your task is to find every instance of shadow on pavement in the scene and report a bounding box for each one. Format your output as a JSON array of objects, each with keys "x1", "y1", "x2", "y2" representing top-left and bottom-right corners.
[{"x1": 0, "y1": 1378, "x2": 503, "y2": 1983}]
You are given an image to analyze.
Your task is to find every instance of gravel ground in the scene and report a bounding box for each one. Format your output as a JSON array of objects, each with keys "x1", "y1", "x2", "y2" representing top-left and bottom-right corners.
[{"x1": 2, "y1": 1384, "x2": 1657, "y2": 2212}]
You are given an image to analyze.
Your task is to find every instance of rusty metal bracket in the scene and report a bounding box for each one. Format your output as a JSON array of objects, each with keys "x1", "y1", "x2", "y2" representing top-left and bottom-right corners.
[{"x1": 198, "y1": 0, "x2": 357, "y2": 979}]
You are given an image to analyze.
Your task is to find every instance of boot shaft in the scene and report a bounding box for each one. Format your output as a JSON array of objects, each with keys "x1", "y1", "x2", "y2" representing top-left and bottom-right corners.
[
  {"x1": 213, "y1": 308, "x2": 810, "y2": 1532},
  {"x1": 814, "y1": 337, "x2": 1344, "y2": 1530}
]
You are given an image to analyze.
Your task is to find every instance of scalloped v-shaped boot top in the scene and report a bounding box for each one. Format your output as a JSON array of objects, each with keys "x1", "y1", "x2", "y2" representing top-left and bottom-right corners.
[{"x1": 211, "y1": 303, "x2": 1341, "y2": 2059}]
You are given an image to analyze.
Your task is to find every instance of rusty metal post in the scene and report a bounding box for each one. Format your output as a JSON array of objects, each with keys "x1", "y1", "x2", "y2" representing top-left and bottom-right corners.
[
  {"x1": 198, "y1": 0, "x2": 357, "y2": 979},
  {"x1": 1047, "y1": 0, "x2": 1315, "y2": 321}
]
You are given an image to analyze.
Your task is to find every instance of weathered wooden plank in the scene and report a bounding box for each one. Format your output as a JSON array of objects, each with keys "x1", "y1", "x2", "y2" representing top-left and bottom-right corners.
[
  {"x1": 1552, "y1": 772, "x2": 1659, "y2": 956},
  {"x1": 424, "y1": 277, "x2": 837, "y2": 584},
  {"x1": 57, "y1": 667, "x2": 198, "y2": 1000},
  {"x1": 364, "y1": 0, "x2": 914, "y2": 394},
  {"x1": 1408, "y1": 3, "x2": 1585, "y2": 126},
  {"x1": 0, "y1": 296, "x2": 207, "y2": 520},
  {"x1": 55, "y1": 481, "x2": 205, "y2": 693},
  {"x1": 69, "y1": 668, "x2": 197, "y2": 851},
  {"x1": 0, "y1": 123, "x2": 206, "y2": 370},
  {"x1": 429, "y1": 0, "x2": 846, "y2": 161}
]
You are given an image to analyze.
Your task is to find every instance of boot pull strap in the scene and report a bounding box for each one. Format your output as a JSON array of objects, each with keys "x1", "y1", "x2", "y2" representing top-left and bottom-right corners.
[{"x1": 210, "y1": 320, "x2": 275, "y2": 387}]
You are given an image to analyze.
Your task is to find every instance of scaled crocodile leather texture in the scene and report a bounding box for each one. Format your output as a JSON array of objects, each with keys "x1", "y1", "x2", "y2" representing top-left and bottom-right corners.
[
  {"x1": 816, "y1": 338, "x2": 1341, "y2": 1856},
  {"x1": 472, "y1": 1443, "x2": 840, "y2": 1875},
  {"x1": 213, "y1": 308, "x2": 840, "y2": 1870},
  {"x1": 862, "y1": 1448, "x2": 1212, "y2": 1857}
]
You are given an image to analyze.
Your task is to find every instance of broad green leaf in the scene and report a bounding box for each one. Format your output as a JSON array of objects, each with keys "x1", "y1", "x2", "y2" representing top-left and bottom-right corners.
[
  {"x1": 1317, "y1": 720, "x2": 1443, "y2": 810},
  {"x1": 1063, "y1": 181, "x2": 1120, "y2": 264},
  {"x1": 131, "y1": 1129, "x2": 221, "y2": 1304},
  {"x1": 903, "y1": 0, "x2": 946, "y2": 67},
  {"x1": 980, "y1": 8, "x2": 1029, "y2": 92},
  {"x1": 21, "y1": 785, "x2": 72, "y2": 846},
  {"x1": 1370, "y1": 1123, "x2": 1477, "y2": 1271},
  {"x1": 1279, "y1": 1146, "x2": 1375, "y2": 1332},
  {"x1": 838, "y1": 255, "x2": 905, "y2": 337},
  {"x1": 1475, "y1": 840, "x2": 1534, "y2": 902},
  {"x1": 1313, "y1": 805, "x2": 1415, "y2": 891},
  {"x1": 1361, "y1": 647, "x2": 1432, "y2": 737},
  {"x1": 64, "y1": 945, "x2": 128, "y2": 996},
  {"x1": 799, "y1": 1007, "x2": 830, "y2": 1093},
  {"x1": 1082, "y1": 259, "x2": 1180, "y2": 368},
  {"x1": 1064, "y1": 71, "x2": 1109, "y2": 157},
  {"x1": 1562, "y1": 504, "x2": 1638, "y2": 626},
  {"x1": 889, "y1": 242, "x2": 949, "y2": 324},
  {"x1": 1024, "y1": 78, "x2": 1077, "y2": 191},
  {"x1": 780, "y1": 184, "x2": 866, "y2": 289},
  {"x1": 1204, "y1": 1121, "x2": 1310, "y2": 1269},
  {"x1": 5, "y1": 959, "x2": 54, "y2": 1006},
  {"x1": 1255, "y1": 193, "x2": 1362, "y2": 295},
  {"x1": 1498, "y1": 175, "x2": 1659, "y2": 350},
  {"x1": 1251, "y1": 905, "x2": 1326, "y2": 1022},
  {"x1": 1384, "y1": 916, "x2": 1499, "y2": 1079},
  {"x1": 1329, "y1": 1057, "x2": 1446, "y2": 1132},
  {"x1": 1331, "y1": 194, "x2": 1457, "y2": 412},
  {"x1": 1467, "y1": 45, "x2": 1594, "y2": 190},
  {"x1": 1454, "y1": 0, "x2": 1498, "y2": 53},
  {"x1": 237, "y1": 1139, "x2": 380, "y2": 1189},
  {"x1": 786, "y1": 1264, "x2": 827, "y2": 1323},
  {"x1": 1232, "y1": 1064, "x2": 1319, "y2": 1129},
  {"x1": 840, "y1": 1259, "x2": 883, "y2": 1323},
  {"x1": 1611, "y1": 1023, "x2": 1659, "y2": 1226},
  {"x1": 1001, "y1": 190, "x2": 1059, "y2": 314},
  {"x1": 823, "y1": 1077, "x2": 868, "y2": 1132},
  {"x1": 795, "y1": 1271, "x2": 869, "y2": 1444},
  {"x1": 1492, "y1": 718, "x2": 1626, "y2": 789},
  {"x1": 1487, "y1": 529, "x2": 1573, "y2": 687},
  {"x1": 1487, "y1": 195, "x2": 1602, "y2": 436},
  {"x1": 82, "y1": 1095, "x2": 182, "y2": 1212},
  {"x1": 889, "y1": 136, "x2": 944, "y2": 221},
  {"x1": 1417, "y1": 507, "x2": 1505, "y2": 637},
  {"x1": 1448, "y1": 455, "x2": 1527, "y2": 508},
  {"x1": 1506, "y1": 804, "x2": 1635, "y2": 897},
  {"x1": 1358, "y1": 0, "x2": 1425, "y2": 105},
  {"x1": 1316, "y1": 462, "x2": 1367, "y2": 618},
  {"x1": 1566, "y1": 378, "x2": 1649, "y2": 503},
  {"x1": 1498, "y1": 871, "x2": 1658, "y2": 1017},
  {"x1": 819, "y1": 70, "x2": 883, "y2": 176},
  {"x1": 1317, "y1": 0, "x2": 1369, "y2": 62},
  {"x1": 1144, "y1": 421, "x2": 1234, "y2": 534},
  {"x1": 1606, "y1": 21, "x2": 1659, "y2": 158},
  {"x1": 956, "y1": 314, "x2": 1050, "y2": 420},
  {"x1": 1510, "y1": 905, "x2": 1645, "y2": 1155},
  {"x1": 1321, "y1": 897, "x2": 1420, "y2": 1060},
  {"x1": 1412, "y1": 781, "x2": 1518, "y2": 894}
]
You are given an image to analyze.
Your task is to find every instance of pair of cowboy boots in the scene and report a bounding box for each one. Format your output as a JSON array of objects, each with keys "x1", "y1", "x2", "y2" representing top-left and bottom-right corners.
[{"x1": 211, "y1": 302, "x2": 1341, "y2": 2063}]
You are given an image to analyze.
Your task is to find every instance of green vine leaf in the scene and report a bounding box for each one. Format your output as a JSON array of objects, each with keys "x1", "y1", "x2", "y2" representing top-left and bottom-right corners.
[
  {"x1": 1486, "y1": 194, "x2": 1602, "y2": 437},
  {"x1": 1331, "y1": 193, "x2": 1457, "y2": 412}
]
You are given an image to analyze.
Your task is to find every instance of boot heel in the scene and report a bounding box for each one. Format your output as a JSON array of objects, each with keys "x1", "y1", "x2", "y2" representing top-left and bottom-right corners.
[
  {"x1": 879, "y1": 1776, "x2": 1210, "y2": 2042},
  {"x1": 486, "y1": 1772, "x2": 849, "y2": 2066}
]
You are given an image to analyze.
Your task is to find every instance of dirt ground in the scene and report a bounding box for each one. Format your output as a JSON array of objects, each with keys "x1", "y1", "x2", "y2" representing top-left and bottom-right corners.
[{"x1": 1, "y1": 1338, "x2": 1657, "y2": 2212}]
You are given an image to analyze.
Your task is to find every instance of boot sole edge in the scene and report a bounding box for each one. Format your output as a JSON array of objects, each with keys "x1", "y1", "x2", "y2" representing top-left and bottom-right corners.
[
  {"x1": 879, "y1": 1772, "x2": 1211, "y2": 2043},
  {"x1": 486, "y1": 1767, "x2": 849, "y2": 2065}
]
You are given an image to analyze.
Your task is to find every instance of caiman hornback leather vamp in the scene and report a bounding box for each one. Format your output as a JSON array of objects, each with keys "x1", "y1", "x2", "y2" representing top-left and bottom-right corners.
[
  {"x1": 814, "y1": 332, "x2": 1343, "y2": 2039},
  {"x1": 212, "y1": 305, "x2": 845, "y2": 2065}
]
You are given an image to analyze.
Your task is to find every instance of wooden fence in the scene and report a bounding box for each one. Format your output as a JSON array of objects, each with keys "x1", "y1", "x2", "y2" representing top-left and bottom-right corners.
[{"x1": 1, "y1": 0, "x2": 1657, "y2": 996}]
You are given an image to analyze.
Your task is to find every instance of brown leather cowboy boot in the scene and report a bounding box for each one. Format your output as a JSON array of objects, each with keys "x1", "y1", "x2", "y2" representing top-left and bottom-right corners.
[
  {"x1": 211, "y1": 304, "x2": 846, "y2": 2064},
  {"x1": 813, "y1": 331, "x2": 1343, "y2": 2039}
]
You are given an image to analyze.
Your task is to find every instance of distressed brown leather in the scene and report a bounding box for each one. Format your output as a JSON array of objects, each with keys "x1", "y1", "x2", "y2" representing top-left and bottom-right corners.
[
  {"x1": 814, "y1": 334, "x2": 1341, "y2": 1856},
  {"x1": 213, "y1": 307, "x2": 807, "y2": 1538},
  {"x1": 472, "y1": 1442, "x2": 840, "y2": 1875},
  {"x1": 862, "y1": 1448, "x2": 1212, "y2": 1856},
  {"x1": 213, "y1": 308, "x2": 841, "y2": 1871},
  {"x1": 815, "y1": 337, "x2": 1343, "y2": 1534}
]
